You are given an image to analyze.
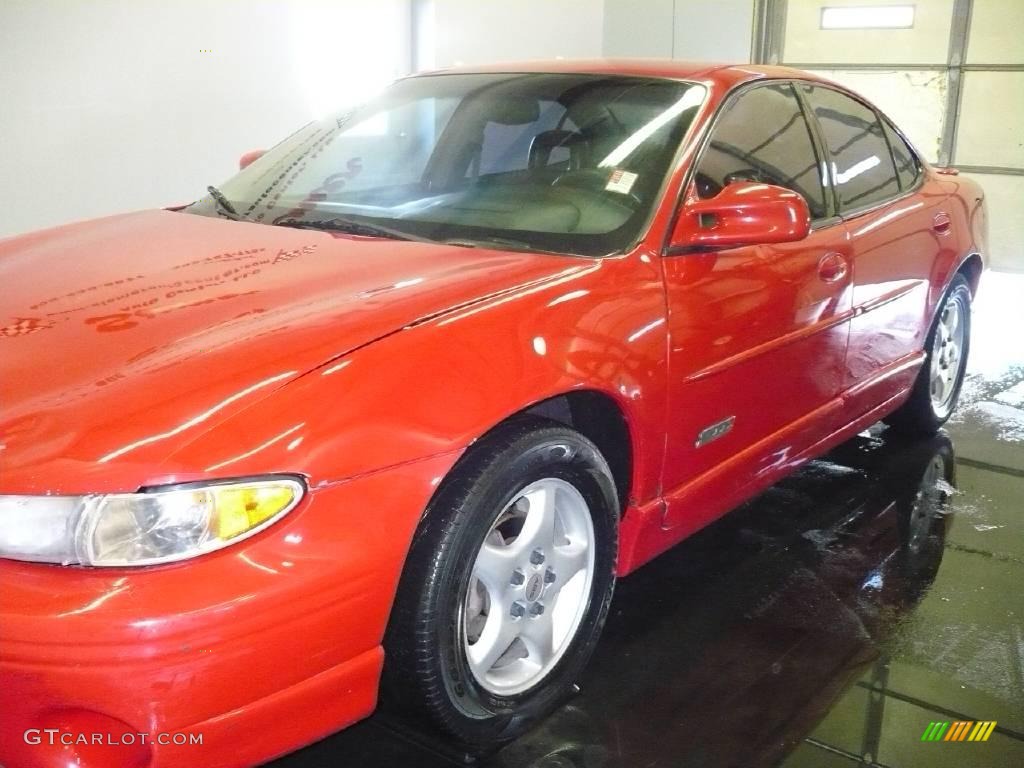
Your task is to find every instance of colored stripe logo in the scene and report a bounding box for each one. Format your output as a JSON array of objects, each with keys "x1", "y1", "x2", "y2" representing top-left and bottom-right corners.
[{"x1": 921, "y1": 721, "x2": 997, "y2": 742}]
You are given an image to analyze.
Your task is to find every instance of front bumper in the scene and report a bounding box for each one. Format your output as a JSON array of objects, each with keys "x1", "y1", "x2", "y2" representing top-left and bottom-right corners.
[{"x1": 0, "y1": 453, "x2": 457, "y2": 768}]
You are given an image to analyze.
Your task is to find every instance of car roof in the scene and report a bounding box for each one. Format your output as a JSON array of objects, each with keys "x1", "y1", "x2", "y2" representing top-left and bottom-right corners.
[{"x1": 409, "y1": 59, "x2": 829, "y2": 89}]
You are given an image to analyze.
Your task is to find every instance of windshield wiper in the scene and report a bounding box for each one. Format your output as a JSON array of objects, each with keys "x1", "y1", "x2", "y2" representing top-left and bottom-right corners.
[
  {"x1": 206, "y1": 185, "x2": 242, "y2": 220},
  {"x1": 444, "y1": 236, "x2": 566, "y2": 256},
  {"x1": 275, "y1": 216, "x2": 423, "y2": 242},
  {"x1": 445, "y1": 236, "x2": 531, "y2": 250}
]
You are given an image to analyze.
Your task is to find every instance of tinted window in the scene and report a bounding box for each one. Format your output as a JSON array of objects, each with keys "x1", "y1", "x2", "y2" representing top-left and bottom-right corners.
[
  {"x1": 882, "y1": 119, "x2": 921, "y2": 191},
  {"x1": 695, "y1": 82, "x2": 826, "y2": 220},
  {"x1": 801, "y1": 85, "x2": 900, "y2": 211}
]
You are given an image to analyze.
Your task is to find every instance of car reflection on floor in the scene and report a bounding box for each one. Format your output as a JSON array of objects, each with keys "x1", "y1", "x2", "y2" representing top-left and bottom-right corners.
[{"x1": 269, "y1": 425, "x2": 1022, "y2": 767}]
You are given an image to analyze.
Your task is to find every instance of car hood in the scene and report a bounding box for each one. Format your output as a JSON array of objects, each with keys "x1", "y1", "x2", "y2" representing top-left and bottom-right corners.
[{"x1": 0, "y1": 210, "x2": 585, "y2": 492}]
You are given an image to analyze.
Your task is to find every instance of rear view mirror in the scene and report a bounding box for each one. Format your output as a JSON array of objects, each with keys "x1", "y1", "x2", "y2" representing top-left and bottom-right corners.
[
  {"x1": 670, "y1": 182, "x2": 811, "y2": 251},
  {"x1": 239, "y1": 149, "x2": 266, "y2": 171}
]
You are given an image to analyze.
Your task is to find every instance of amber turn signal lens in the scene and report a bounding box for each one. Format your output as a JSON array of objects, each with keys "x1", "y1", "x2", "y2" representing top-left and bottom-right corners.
[{"x1": 213, "y1": 484, "x2": 299, "y2": 539}]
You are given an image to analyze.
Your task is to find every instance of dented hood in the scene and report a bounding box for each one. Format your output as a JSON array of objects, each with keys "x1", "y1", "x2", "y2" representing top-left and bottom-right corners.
[{"x1": 0, "y1": 210, "x2": 583, "y2": 492}]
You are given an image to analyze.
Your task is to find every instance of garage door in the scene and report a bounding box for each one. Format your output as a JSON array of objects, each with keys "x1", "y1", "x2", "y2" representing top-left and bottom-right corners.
[{"x1": 756, "y1": 0, "x2": 1023, "y2": 272}]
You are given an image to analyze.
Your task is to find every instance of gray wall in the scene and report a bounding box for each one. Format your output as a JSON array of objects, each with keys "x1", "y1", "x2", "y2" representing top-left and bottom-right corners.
[
  {"x1": 0, "y1": 0, "x2": 411, "y2": 239},
  {"x1": 419, "y1": 0, "x2": 605, "y2": 69},
  {"x1": 603, "y1": 0, "x2": 754, "y2": 61}
]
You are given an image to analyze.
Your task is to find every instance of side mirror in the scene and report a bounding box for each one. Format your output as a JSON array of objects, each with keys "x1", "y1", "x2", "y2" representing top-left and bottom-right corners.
[
  {"x1": 239, "y1": 149, "x2": 266, "y2": 171},
  {"x1": 670, "y1": 182, "x2": 811, "y2": 251}
]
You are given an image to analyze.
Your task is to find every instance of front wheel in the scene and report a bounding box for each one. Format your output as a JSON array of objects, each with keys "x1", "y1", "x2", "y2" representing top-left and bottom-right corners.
[
  {"x1": 382, "y1": 417, "x2": 619, "y2": 746},
  {"x1": 886, "y1": 274, "x2": 971, "y2": 436}
]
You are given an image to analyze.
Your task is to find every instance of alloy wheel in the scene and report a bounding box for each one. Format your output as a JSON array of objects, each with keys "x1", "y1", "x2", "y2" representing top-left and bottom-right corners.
[
  {"x1": 929, "y1": 299, "x2": 965, "y2": 417},
  {"x1": 462, "y1": 478, "x2": 595, "y2": 696}
]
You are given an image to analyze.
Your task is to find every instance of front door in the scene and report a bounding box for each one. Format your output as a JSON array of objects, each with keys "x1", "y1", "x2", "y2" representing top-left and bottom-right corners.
[{"x1": 660, "y1": 81, "x2": 853, "y2": 533}]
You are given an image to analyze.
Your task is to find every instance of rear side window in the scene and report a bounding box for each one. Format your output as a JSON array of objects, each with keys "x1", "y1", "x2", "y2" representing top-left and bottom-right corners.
[
  {"x1": 694, "y1": 82, "x2": 827, "y2": 220},
  {"x1": 882, "y1": 119, "x2": 921, "y2": 191},
  {"x1": 801, "y1": 84, "x2": 900, "y2": 212}
]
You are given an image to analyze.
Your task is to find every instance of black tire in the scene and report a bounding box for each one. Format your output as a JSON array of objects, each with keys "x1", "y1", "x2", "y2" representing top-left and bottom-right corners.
[
  {"x1": 886, "y1": 274, "x2": 971, "y2": 437},
  {"x1": 382, "y1": 416, "x2": 619, "y2": 747}
]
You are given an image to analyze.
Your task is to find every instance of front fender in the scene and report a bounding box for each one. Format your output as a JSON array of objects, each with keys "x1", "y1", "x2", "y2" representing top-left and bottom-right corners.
[{"x1": 159, "y1": 250, "x2": 668, "y2": 504}]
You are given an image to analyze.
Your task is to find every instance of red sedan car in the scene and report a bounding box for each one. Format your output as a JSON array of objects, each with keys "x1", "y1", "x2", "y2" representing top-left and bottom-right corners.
[{"x1": 0, "y1": 61, "x2": 985, "y2": 768}]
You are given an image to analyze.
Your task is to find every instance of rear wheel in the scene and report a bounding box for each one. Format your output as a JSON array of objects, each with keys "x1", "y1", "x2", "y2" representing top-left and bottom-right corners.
[
  {"x1": 886, "y1": 274, "x2": 971, "y2": 436},
  {"x1": 383, "y1": 417, "x2": 619, "y2": 746}
]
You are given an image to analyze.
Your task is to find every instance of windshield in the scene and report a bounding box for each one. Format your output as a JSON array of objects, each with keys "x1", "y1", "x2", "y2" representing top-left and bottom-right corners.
[{"x1": 184, "y1": 73, "x2": 706, "y2": 257}]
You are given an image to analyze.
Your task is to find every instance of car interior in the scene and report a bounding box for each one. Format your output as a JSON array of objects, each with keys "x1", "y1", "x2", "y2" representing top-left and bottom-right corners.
[{"x1": 303, "y1": 77, "x2": 701, "y2": 239}]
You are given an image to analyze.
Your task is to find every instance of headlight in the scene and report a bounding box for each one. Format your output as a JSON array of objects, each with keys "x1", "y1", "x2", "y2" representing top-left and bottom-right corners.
[{"x1": 0, "y1": 477, "x2": 304, "y2": 566}]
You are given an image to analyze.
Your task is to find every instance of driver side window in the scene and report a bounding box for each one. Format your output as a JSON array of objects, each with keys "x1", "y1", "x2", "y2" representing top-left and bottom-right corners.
[{"x1": 695, "y1": 83, "x2": 827, "y2": 220}]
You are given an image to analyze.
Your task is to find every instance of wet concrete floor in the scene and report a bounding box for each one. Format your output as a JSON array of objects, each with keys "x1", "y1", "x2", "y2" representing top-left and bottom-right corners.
[{"x1": 270, "y1": 272, "x2": 1024, "y2": 768}]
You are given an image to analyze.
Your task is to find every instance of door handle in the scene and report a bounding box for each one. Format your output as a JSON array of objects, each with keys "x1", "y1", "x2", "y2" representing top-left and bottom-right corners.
[
  {"x1": 817, "y1": 252, "x2": 848, "y2": 283},
  {"x1": 933, "y1": 212, "x2": 952, "y2": 235}
]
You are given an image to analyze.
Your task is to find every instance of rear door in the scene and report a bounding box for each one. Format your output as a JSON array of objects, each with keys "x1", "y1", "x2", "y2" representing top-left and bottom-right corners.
[
  {"x1": 799, "y1": 84, "x2": 939, "y2": 418},
  {"x1": 660, "y1": 81, "x2": 853, "y2": 532}
]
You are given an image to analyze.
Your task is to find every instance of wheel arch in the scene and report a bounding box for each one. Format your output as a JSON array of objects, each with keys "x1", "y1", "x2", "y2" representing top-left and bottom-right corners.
[
  {"x1": 522, "y1": 390, "x2": 633, "y2": 512},
  {"x1": 927, "y1": 251, "x2": 982, "y2": 336},
  {"x1": 956, "y1": 252, "x2": 984, "y2": 296},
  {"x1": 431, "y1": 389, "x2": 637, "y2": 518}
]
